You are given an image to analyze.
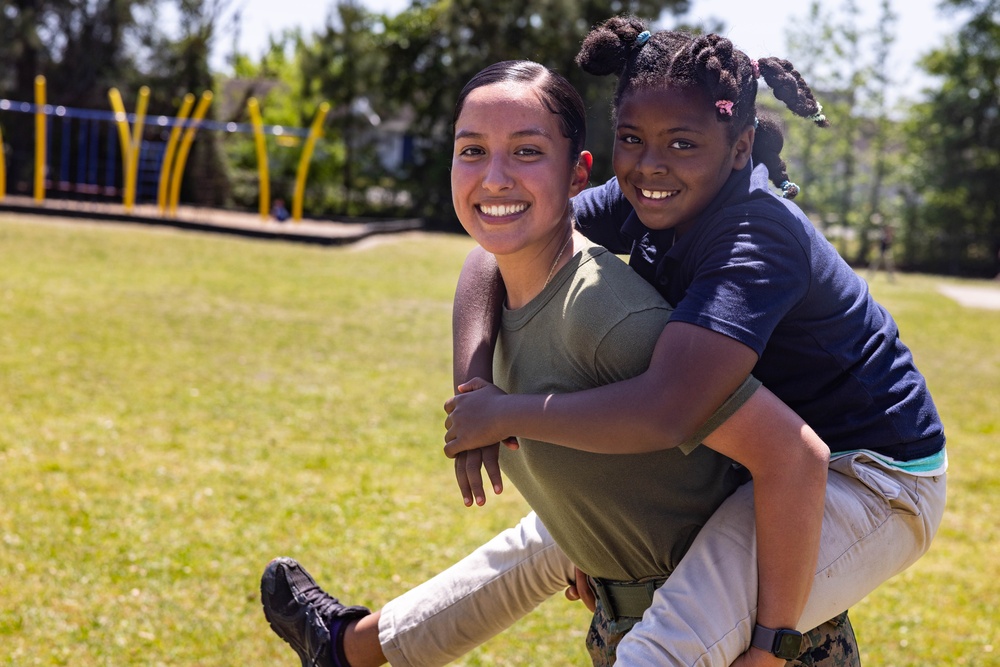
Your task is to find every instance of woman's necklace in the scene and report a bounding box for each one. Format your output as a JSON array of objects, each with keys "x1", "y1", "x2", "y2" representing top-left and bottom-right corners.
[{"x1": 544, "y1": 231, "x2": 573, "y2": 288}]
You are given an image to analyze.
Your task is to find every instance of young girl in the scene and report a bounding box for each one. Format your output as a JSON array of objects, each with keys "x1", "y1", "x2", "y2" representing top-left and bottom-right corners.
[
  {"x1": 445, "y1": 17, "x2": 946, "y2": 667},
  {"x1": 261, "y1": 60, "x2": 853, "y2": 667}
]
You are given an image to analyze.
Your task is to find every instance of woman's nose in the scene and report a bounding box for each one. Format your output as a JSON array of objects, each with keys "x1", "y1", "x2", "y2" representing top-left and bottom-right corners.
[{"x1": 482, "y1": 156, "x2": 514, "y2": 192}]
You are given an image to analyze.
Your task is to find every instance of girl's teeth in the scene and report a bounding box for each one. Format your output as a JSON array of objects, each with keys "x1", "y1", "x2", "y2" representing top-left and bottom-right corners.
[{"x1": 642, "y1": 189, "x2": 674, "y2": 200}]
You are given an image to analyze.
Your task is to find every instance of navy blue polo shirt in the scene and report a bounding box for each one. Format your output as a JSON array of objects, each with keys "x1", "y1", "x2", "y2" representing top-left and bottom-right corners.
[{"x1": 572, "y1": 163, "x2": 944, "y2": 460}]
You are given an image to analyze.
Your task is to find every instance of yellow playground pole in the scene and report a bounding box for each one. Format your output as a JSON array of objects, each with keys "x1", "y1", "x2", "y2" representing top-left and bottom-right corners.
[
  {"x1": 157, "y1": 93, "x2": 195, "y2": 215},
  {"x1": 108, "y1": 88, "x2": 133, "y2": 208},
  {"x1": 168, "y1": 90, "x2": 212, "y2": 215},
  {"x1": 34, "y1": 75, "x2": 46, "y2": 203},
  {"x1": 125, "y1": 86, "x2": 150, "y2": 212},
  {"x1": 0, "y1": 123, "x2": 7, "y2": 201},
  {"x1": 168, "y1": 91, "x2": 213, "y2": 217},
  {"x1": 247, "y1": 98, "x2": 270, "y2": 221},
  {"x1": 292, "y1": 102, "x2": 330, "y2": 222}
]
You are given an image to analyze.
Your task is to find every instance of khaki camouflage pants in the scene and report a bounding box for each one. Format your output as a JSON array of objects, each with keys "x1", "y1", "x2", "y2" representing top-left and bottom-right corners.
[{"x1": 586, "y1": 606, "x2": 860, "y2": 667}]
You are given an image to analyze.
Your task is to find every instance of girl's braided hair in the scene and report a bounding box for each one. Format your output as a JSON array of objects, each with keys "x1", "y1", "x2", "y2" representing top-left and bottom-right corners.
[{"x1": 575, "y1": 16, "x2": 829, "y2": 198}]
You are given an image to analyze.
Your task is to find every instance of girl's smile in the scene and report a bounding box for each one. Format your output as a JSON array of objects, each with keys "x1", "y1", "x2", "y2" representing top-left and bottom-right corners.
[{"x1": 613, "y1": 86, "x2": 753, "y2": 236}]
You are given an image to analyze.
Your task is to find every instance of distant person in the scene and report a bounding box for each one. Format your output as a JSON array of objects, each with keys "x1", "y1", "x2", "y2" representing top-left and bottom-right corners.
[
  {"x1": 868, "y1": 219, "x2": 896, "y2": 281},
  {"x1": 272, "y1": 198, "x2": 290, "y2": 222}
]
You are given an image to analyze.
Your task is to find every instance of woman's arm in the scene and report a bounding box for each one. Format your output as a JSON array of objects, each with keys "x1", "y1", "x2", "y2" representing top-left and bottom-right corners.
[
  {"x1": 444, "y1": 320, "x2": 757, "y2": 456},
  {"x1": 451, "y1": 246, "x2": 506, "y2": 506},
  {"x1": 702, "y1": 388, "x2": 829, "y2": 665}
]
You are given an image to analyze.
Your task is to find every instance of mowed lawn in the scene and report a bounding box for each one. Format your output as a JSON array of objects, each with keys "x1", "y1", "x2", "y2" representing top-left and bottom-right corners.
[{"x1": 0, "y1": 213, "x2": 997, "y2": 665}]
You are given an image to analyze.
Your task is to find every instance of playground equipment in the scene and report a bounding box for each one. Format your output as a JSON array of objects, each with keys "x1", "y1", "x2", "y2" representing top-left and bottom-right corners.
[
  {"x1": 34, "y1": 76, "x2": 46, "y2": 203},
  {"x1": 0, "y1": 77, "x2": 330, "y2": 222}
]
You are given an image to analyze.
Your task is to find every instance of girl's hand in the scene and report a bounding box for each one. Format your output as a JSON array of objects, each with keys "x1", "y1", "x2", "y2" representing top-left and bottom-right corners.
[
  {"x1": 564, "y1": 567, "x2": 596, "y2": 613},
  {"x1": 729, "y1": 648, "x2": 786, "y2": 667},
  {"x1": 443, "y1": 378, "x2": 517, "y2": 458}
]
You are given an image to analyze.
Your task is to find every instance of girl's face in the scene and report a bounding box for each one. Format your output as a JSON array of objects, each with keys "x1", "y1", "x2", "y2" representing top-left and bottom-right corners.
[
  {"x1": 613, "y1": 85, "x2": 753, "y2": 236},
  {"x1": 452, "y1": 82, "x2": 590, "y2": 258}
]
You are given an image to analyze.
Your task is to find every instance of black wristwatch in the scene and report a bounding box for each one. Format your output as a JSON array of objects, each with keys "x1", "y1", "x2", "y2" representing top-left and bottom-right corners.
[{"x1": 751, "y1": 624, "x2": 803, "y2": 660}]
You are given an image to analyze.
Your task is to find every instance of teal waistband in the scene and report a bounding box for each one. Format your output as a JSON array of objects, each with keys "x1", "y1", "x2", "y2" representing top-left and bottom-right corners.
[{"x1": 830, "y1": 447, "x2": 948, "y2": 476}]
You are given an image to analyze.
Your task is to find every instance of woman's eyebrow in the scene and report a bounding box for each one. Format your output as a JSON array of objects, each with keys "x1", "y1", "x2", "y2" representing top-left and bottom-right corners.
[
  {"x1": 454, "y1": 127, "x2": 553, "y2": 140},
  {"x1": 510, "y1": 127, "x2": 552, "y2": 140}
]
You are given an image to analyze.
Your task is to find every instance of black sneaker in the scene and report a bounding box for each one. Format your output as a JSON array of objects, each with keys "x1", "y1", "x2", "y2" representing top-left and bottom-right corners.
[{"x1": 261, "y1": 557, "x2": 372, "y2": 667}]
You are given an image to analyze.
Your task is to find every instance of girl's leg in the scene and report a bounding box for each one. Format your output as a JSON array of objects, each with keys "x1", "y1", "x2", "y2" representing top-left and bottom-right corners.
[
  {"x1": 614, "y1": 455, "x2": 947, "y2": 666},
  {"x1": 378, "y1": 511, "x2": 576, "y2": 667}
]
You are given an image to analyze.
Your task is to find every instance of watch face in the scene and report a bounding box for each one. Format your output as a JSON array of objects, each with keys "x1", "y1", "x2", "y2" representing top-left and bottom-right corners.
[{"x1": 776, "y1": 631, "x2": 803, "y2": 659}]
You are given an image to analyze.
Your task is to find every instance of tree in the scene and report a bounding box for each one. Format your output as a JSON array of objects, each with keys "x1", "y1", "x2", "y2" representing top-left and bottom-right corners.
[
  {"x1": 297, "y1": 0, "x2": 388, "y2": 216},
  {"x1": 143, "y1": 0, "x2": 234, "y2": 208},
  {"x1": 856, "y1": 0, "x2": 898, "y2": 266},
  {"x1": 779, "y1": 0, "x2": 906, "y2": 265},
  {"x1": 904, "y1": 0, "x2": 999, "y2": 275},
  {"x1": 0, "y1": 0, "x2": 161, "y2": 189}
]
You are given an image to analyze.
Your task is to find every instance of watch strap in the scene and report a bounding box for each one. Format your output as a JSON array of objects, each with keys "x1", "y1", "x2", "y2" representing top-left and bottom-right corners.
[{"x1": 751, "y1": 624, "x2": 802, "y2": 660}]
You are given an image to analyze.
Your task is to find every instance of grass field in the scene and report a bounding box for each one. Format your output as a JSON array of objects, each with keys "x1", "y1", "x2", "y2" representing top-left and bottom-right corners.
[{"x1": 1, "y1": 213, "x2": 997, "y2": 665}]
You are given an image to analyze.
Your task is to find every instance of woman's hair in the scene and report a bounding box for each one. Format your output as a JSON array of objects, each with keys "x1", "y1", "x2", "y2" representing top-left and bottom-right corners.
[
  {"x1": 454, "y1": 60, "x2": 587, "y2": 163},
  {"x1": 575, "y1": 16, "x2": 829, "y2": 197}
]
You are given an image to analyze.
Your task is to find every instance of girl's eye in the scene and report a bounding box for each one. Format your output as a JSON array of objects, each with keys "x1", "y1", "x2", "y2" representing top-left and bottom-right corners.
[
  {"x1": 669, "y1": 139, "x2": 694, "y2": 150},
  {"x1": 515, "y1": 147, "x2": 543, "y2": 157},
  {"x1": 457, "y1": 146, "x2": 484, "y2": 157},
  {"x1": 618, "y1": 134, "x2": 641, "y2": 145}
]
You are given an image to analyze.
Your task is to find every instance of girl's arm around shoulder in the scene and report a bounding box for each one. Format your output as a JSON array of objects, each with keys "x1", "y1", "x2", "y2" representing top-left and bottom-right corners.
[{"x1": 443, "y1": 319, "x2": 760, "y2": 457}]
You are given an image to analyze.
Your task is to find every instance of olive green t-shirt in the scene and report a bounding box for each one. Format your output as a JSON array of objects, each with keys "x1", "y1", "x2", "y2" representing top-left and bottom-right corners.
[{"x1": 495, "y1": 242, "x2": 757, "y2": 582}]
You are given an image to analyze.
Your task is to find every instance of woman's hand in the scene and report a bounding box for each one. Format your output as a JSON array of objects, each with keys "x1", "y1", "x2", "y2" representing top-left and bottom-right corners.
[{"x1": 453, "y1": 444, "x2": 503, "y2": 507}]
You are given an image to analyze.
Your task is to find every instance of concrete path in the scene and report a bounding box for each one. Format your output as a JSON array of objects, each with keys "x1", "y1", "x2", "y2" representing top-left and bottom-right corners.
[{"x1": 938, "y1": 284, "x2": 1000, "y2": 310}]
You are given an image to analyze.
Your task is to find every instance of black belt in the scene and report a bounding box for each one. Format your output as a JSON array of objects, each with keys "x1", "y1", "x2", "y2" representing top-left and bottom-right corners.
[{"x1": 589, "y1": 576, "x2": 668, "y2": 622}]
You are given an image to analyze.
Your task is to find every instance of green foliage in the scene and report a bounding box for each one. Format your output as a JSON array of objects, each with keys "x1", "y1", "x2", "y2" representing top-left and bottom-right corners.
[
  {"x1": 224, "y1": 34, "x2": 319, "y2": 211},
  {"x1": 780, "y1": 0, "x2": 902, "y2": 261},
  {"x1": 0, "y1": 0, "x2": 162, "y2": 187},
  {"x1": 1, "y1": 214, "x2": 998, "y2": 664},
  {"x1": 902, "y1": 0, "x2": 1000, "y2": 276}
]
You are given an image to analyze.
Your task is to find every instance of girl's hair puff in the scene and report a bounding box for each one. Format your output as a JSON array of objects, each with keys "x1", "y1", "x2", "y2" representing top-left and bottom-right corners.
[{"x1": 576, "y1": 17, "x2": 829, "y2": 196}]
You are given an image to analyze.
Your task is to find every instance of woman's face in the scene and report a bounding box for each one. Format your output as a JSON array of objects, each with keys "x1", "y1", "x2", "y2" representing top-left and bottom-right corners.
[
  {"x1": 612, "y1": 85, "x2": 753, "y2": 236},
  {"x1": 451, "y1": 81, "x2": 589, "y2": 259}
]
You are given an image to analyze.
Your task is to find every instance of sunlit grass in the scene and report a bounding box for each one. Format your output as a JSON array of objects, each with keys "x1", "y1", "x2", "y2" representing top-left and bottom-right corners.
[
  {"x1": 850, "y1": 273, "x2": 1000, "y2": 666},
  {"x1": 1, "y1": 214, "x2": 996, "y2": 665}
]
